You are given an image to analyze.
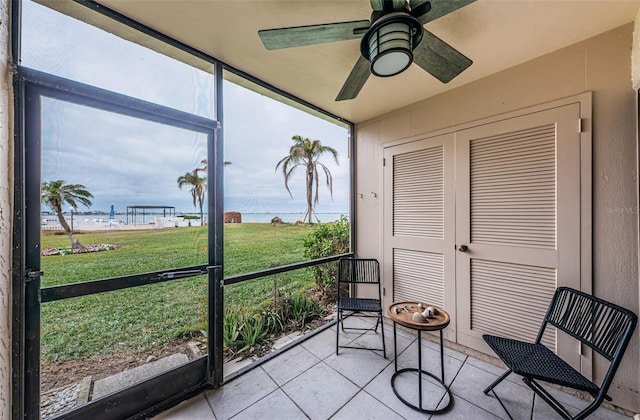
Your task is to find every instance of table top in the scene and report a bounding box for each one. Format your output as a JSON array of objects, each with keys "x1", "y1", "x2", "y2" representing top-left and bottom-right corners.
[{"x1": 387, "y1": 301, "x2": 450, "y2": 331}]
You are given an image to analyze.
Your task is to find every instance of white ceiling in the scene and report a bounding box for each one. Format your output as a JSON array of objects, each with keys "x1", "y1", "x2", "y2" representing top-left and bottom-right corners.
[{"x1": 83, "y1": 1, "x2": 640, "y2": 123}]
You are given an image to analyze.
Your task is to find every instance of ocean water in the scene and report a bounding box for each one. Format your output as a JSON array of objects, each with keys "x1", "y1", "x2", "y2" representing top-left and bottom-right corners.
[
  {"x1": 41, "y1": 212, "x2": 347, "y2": 229},
  {"x1": 238, "y1": 213, "x2": 347, "y2": 223}
]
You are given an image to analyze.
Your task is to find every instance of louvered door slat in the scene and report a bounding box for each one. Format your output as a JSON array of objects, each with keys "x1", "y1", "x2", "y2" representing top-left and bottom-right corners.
[
  {"x1": 393, "y1": 249, "x2": 444, "y2": 307},
  {"x1": 471, "y1": 259, "x2": 556, "y2": 349},
  {"x1": 393, "y1": 146, "x2": 444, "y2": 238},
  {"x1": 470, "y1": 124, "x2": 556, "y2": 249}
]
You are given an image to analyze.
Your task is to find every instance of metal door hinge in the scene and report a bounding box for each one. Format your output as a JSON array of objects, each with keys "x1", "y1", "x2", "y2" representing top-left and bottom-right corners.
[
  {"x1": 383, "y1": 158, "x2": 386, "y2": 166},
  {"x1": 25, "y1": 270, "x2": 43, "y2": 282},
  {"x1": 383, "y1": 287, "x2": 386, "y2": 296},
  {"x1": 578, "y1": 118, "x2": 583, "y2": 133}
]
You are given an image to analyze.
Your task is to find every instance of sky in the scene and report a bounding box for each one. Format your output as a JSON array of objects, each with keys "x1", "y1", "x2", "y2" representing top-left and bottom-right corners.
[{"x1": 24, "y1": 0, "x2": 350, "y2": 215}]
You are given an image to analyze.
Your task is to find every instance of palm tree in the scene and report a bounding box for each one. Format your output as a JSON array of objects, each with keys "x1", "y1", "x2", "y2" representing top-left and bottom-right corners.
[
  {"x1": 275, "y1": 135, "x2": 339, "y2": 223},
  {"x1": 177, "y1": 170, "x2": 206, "y2": 226},
  {"x1": 196, "y1": 158, "x2": 231, "y2": 174},
  {"x1": 41, "y1": 180, "x2": 93, "y2": 250}
]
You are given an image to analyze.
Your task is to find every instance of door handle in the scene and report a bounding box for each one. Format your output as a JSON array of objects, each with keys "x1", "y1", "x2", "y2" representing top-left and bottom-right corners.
[{"x1": 458, "y1": 244, "x2": 469, "y2": 252}]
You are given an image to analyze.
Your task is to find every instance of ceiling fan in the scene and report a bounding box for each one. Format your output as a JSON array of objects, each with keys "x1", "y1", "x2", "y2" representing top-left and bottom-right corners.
[{"x1": 259, "y1": 0, "x2": 476, "y2": 101}]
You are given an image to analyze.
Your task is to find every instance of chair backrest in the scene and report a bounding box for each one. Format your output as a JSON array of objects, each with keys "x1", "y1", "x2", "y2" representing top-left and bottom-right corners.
[
  {"x1": 337, "y1": 258, "x2": 380, "y2": 285},
  {"x1": 541, "y1": 287, "x2": 637, "y2": 362}
]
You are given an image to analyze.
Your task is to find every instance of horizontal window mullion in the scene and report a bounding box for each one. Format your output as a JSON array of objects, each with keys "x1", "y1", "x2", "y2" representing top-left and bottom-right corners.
[
  {"x1": 223, "y1": 252, "x2": 354, "y2": 286},
  {"x1": 40, "y1": 264, "x2": 210, "y2": 302}
]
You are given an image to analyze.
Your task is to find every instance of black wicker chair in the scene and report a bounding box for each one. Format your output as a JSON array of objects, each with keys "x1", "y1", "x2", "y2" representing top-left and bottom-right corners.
[
  {"x1": 483, "y1": 287, "x2": 637, "y2": 420},
  {"x1": 335, "y1": 258, "x2": 386, "y2": 357}
]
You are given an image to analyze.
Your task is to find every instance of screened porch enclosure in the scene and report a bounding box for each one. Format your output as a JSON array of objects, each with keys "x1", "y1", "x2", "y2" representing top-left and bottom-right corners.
[{"x1": 8, "y1": 0, "x2": 640, "y2": 419}]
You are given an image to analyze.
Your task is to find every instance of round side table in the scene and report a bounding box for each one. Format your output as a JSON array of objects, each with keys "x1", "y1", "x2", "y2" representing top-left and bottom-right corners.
[{"x1": 387, "y1": 301, "x2": 453, "y2": 414}]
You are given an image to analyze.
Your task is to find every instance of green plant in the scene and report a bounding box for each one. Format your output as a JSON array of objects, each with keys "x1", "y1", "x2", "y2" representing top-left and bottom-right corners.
[
  {"x1": 237, "y1": 314, "x2": 267, "y2": 352},
  {"x1": 303, "y1": 215, "x2": 350, "y2": 289},
  {"x1": 287, "y1": 293, "x2": 322, "y2": 327},
  {"x1": 223, "y1": 306, "x2": 243, "y2": 351},
  {"x1": 261, "y1": 309, "x2": 284, "y2": 336}
]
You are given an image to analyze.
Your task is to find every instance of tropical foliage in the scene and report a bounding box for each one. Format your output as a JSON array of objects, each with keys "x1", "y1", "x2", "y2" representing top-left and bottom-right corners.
[
  {"x1": 196, "y1": 158, "x2": 231, "y2": 174},
  {"x1": 303, "y1": 215, "x2": 350, "y2": 291},
  {"x1": 177, "y1": 170, "x2": 206, "y2": 226},
  {"x1": 41, "y1": 180, "x2": 93, "y2": 250},
  {"x1": 177, "y1": 158, "x2": 230, "y2": 225},
  {"x1": 275, "y1": 135, "x2": 339, "y2": 223}
]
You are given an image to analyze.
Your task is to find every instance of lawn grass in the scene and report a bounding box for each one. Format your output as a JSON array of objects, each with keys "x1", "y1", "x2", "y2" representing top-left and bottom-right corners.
[{"x1": 41, "y1": 223, "x2": 317, "y2": 362}]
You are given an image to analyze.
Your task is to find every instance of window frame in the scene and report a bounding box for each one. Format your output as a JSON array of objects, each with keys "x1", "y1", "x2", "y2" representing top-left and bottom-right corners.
[
  {"x1": 11, "y1": 1, "x2": 356, "y2": 418},
  {"x1": 15, "y1": 65, "x2": 222, "y2": 419}
]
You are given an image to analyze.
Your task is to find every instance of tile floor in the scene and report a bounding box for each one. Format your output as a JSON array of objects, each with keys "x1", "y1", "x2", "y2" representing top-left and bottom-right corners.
[{"x1": 154, "y1": 318, "x2": 633, "y2": 419}]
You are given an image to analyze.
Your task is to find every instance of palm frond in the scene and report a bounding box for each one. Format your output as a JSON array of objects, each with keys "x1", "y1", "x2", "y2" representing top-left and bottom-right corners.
[{"x1": 276, "y1": 135, "x2": 340, "y2": 211}]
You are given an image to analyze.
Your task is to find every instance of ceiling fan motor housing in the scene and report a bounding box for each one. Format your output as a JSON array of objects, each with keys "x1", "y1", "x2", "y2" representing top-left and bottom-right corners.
[{"x1": 362, "y1": 12, "x2": 424, "y2": 77}]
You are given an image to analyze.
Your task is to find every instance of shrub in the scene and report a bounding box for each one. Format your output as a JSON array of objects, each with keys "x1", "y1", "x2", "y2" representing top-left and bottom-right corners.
[
  {"x1": 286, "y1": 293, "x2": 322, "y2": 328},
  {"x1": 303, "y1": 215, "x2": 350, "y2": 289},
  {"x1": 223, "y1": 306, "x2": 243, "y2": 351},
  {"x1": 237, "y1": 314, "x2": 267, "y2": 353}
]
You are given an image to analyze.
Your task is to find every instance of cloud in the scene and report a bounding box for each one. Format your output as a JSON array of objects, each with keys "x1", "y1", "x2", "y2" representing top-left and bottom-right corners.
[{"x1": 27, "y1": 0, "x2": 350, "y2": 216}]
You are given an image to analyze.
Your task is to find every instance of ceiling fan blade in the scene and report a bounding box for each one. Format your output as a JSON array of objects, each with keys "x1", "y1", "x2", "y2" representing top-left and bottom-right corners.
[
  {"x1": 370, "y1": 0, "x2": 408, "y2": 11},
  {"x1": 413, "y1": 29, "x2": 472, "y2": 83},
  {"x1": 417, "y1": 0, "x2": 476, "y2": 24},
  {"x1": 409, "y1": 0, "x2": 431, "y2": 18},
  {"x1": 259, "y1": 20, "x2": 370, "y2": 50},
  {"x1": 336, "y1": 56, "x2": 371, "y2": 101}
]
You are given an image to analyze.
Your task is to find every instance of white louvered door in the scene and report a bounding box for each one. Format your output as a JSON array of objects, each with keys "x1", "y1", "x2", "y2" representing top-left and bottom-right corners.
[
  {"x1": 456, "y1": 103, "x2": 581, "y2": 366},
  {"x1": 383, "y1": 102, "x2": 583, "y2": 367},
  {"x1": 383, "y1": 134, "x2": 456, "y2": 340}
]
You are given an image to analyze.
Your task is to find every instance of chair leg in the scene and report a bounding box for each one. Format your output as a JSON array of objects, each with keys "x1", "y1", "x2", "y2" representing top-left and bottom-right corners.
[
  {"x1": 340, "y1": 311, "x2": 347, "y2": 332},
  {"x1": 335, "y1": 309, "x2": 341, "y2": 355},
  {"x1": 486, "y1": 387, "x2": 515, "y2": 420},
  {"x1": 379, "y1": 313, "x2": 386, "y2": 359},
  {"x1": 483, "y1": 370, "x2": 521, "y2": 420},
  {"x1": 523, "y1": 378, "x2": 574, "y2": 420},
  {"x1": 484, "y1": 369, "x2": 513, "y2": 395},
  {"x1": 529, "y1": 389, "x2": 536, "y2": 420}
]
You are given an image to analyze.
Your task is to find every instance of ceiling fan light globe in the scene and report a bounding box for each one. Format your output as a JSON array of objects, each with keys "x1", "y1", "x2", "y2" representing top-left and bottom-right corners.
[
  {"x1": 371, "y1": 49, "x2": 412, "y2": 77},
  {"x1": 367, "y1": 20, "x2": 414, "y2": 77}
]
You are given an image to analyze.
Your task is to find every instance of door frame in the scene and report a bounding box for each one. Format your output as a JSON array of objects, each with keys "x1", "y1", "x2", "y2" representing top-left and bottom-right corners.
[
  {"x1": 13, "y1": 67, "x2": 223, "y2": 419},
  {"x1": 381, "y1": 92, "x2": 592, "y2": 368}
]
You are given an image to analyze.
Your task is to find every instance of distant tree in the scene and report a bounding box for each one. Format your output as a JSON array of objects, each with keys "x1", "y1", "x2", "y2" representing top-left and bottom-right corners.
[
  {"x1": 177, "y1": 170, "x2": 206, "y2": 226},
  {"x1": 275, "y1": 135, "x2": 338, "y2": 223},
  {"x1": 196, "y1": 158, "x2": 231, "y2": 175},
  {"x1": 41, "y1": 180, "x2": 93, "y2": 250}
]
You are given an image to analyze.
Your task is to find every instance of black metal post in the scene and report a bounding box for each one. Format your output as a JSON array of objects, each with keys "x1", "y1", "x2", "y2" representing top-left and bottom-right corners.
[
  {"x1": 209, "y1": 63, "x2": 225, "y2": 387},
  {"x1": 418, "y1": 330, "x2": 423, "y2": 410},
  {"x1": 440, "y1": 330, "x2": 445, "y2": 382},
  {"x1": 393, "y1": 322, "x2": 398, "y2": 371},
  {"x1": 24, "y1": 82, "x2": 43, "y2": 419}
]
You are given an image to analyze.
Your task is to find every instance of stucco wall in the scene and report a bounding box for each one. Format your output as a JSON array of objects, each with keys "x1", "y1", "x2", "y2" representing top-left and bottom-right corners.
[
  {"x1": 0, "y1": 0, "x2": 10, "y2": 418},
  {"x1": 355, "y1": 23, "x2": 639, "y2": 412}
]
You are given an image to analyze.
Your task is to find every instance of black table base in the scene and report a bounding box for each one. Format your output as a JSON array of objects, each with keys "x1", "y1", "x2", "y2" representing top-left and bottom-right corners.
[{"x1": 391, "y1": 324, "x2": 454, "y2": 414}]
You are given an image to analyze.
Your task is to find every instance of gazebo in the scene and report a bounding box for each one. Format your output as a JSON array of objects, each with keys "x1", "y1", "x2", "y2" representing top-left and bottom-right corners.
[{"x1": 126, "y1": 205, "x2": 176, "y2": 226}]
